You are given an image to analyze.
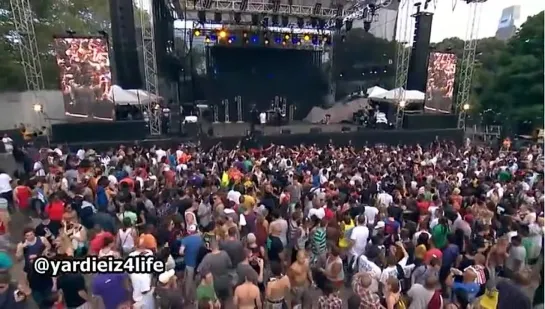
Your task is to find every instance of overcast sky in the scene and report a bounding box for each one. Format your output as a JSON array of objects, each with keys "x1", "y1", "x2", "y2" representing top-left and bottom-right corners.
[{"x1": 430, "y1": 0, "x2": 544, "y2": 42}]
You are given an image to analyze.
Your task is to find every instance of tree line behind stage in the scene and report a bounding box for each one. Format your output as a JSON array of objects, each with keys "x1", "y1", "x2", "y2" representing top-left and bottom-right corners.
[{"x1": 0, "y1": 0, "x2": 541, "y2": 130}]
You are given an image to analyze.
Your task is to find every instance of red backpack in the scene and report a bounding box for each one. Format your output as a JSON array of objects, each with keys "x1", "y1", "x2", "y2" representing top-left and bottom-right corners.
[{"x1": 427, "y1": 289, "x2": 442, "y2": 309}]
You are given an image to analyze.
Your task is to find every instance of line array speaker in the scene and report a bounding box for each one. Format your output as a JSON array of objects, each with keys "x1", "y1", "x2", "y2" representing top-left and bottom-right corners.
[{"x1": 109, "y1": 0, "x2": 143, "y2": 89}]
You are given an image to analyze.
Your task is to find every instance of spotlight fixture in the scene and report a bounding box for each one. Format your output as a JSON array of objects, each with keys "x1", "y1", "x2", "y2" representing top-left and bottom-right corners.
[
  {"x1": 33, "y1": 103, "x2": 43, "y2": 112},
  {"x1": 463, "y1": 103, "x2": 470, "y2": 111},
  {"x1": 194, "y1": 29, "x2": 201, "y2": 36},
  {"x1": 399, "y1": 100, "x2": 406, "y2": 108},
  {"x1": 303, "y1": 34, "x2": 310, "y2": 41},
  {"x1": 284, "y1": 34, "x2": 290, "y2": 40},
  {"x1": 205, "y1": 36, "x2": 211, "y2": 43},
  {"x1": 218, "y1": 30, "x2": 227, "y2": 39},
  {"x1": 264, "y1": 39, "x2": 270, "y2": 45}
]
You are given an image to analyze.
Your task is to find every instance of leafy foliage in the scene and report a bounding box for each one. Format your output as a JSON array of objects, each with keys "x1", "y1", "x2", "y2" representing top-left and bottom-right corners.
[
  {"x1": 0, "y1": 0, "x2": 148, "y2": 91},
  {"x1": 472, "y1": 11, "x2": 544, "y2": 131}
]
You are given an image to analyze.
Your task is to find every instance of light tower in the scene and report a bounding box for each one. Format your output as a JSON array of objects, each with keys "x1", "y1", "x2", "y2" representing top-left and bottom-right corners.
[
  {"x1": 139, "y1": 0, "x2": 162, "y2": 136},
  {"x1": 456, "y1": 0, "x2": 487, "y2": 130},
  {"x1": 394, "y1": 0, "x2": 415, "y2": 129},
  {"x1": 10, "y1": 0, "x2": 46, "y2": 129}
]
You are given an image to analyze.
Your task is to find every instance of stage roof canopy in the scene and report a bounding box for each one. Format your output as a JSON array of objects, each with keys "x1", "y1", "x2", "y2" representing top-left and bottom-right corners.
[{"x1": 368, "y1": 87, "x2": 425, "y2": 103}]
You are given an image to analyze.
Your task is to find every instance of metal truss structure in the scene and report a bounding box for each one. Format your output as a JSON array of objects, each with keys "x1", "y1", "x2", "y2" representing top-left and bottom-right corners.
[
  {"x1": 456, "y1": 0, "x2": 486, "y2": 130},
  {"x1": 10, "y1": 0, "x2": 44, "y2": 94},
  {"x1": 181, "y1": 0, "x2": 344, "y2": 18},
  {"x1": 393, "y1": 0, "x2": 414, "y2": 129},
  {"x1": 139, "y1": 0, "x2": 162, "y2": 135}
]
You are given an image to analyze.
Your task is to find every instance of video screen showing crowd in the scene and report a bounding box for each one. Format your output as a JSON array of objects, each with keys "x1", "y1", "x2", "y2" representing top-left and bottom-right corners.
[
  {"x1": 425, "y1": 52, "x2": 457, "y2": 113},
  {"x1": 54, "y1": 37, "x2": 114, "y2": 120}
]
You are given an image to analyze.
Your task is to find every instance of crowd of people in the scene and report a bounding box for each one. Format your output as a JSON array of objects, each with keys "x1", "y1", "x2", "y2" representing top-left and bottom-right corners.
[
  {"x1": 0, "y1": 138, "x2": 543, "y2": 309},
  {"x1": 55, "y1": 37, "x2": 114, "y2": 120}
]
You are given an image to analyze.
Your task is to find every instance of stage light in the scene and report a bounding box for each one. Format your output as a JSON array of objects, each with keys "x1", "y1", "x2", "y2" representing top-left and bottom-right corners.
[
  {"x1": 219, "y1": 30, "x2": 227, "y2": 39},
  {"x1": 244, "y1": 39, "x2": 249, "y2": 44},
  {"x1": 243, "y1": 32, "x2": 248, "y2": 38},
  {"x1": 228, "y1": 39, "x2": 233, "y2": 44},
  {"x1": 282, "y1": 41, "x2": 287, "y2": 46},
  {"x1": 211, "y1": 35, "x2": 217, "y2": 41},
  {"x1": 303, "y1": 34, "x2": 310, "y2": 41},
  {"x1": 399, "y1": 100, "x2": 406, "y2": 108},
  {"x1": 205, "y1": 36, "x2": 211, "y2": 43},
  {"x1": 33, "y1": 103, "x2": 43, "y2": 112},
  {"x1": 251, "y1": 36, "x2": 259, "y2": 43},
  {"x1": 284, "y1": 34, "x2": 290, "y2": 40},
  {"x1": 463, "y1": 103, "x2": 470, "y2": 111},
  {"x1": 264, "y1": 39, "x2": 269, "y2": 45},
  {"x1": 297, "y1": 41, "x2": 301, "y2": 45},
  {"x1": 194, "y1": 29, "x2": 201, "y2": 36}
]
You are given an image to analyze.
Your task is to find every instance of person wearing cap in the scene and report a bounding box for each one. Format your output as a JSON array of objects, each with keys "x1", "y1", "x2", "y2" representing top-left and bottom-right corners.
[
  {"x1": 179, "y1": 223, "x2": 203, "y2": 303},
  {"x1": 91, "y1": 271, "x2": 130, "y2": 309},
  {"x1": 156, "y1": 269, "x2": 183, "y2": 309}
]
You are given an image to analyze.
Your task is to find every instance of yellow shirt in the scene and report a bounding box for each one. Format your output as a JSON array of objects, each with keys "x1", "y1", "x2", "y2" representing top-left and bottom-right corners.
[
  {"x1": 339, "y1": 220, "x2": 355, "y2": 248},
  {"x1": 479, "y1": 291, "x2": 498, "y2": 309}
]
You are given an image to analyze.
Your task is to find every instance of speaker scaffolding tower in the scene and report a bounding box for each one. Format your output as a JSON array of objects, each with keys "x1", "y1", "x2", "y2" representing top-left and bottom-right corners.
[
  {"x1": 139, "y1": 0, "x2": 162, "y2": 136},
  {"x1": 394, "y1": 0, "x2": 414, "y2": 129},
  {"x1": 455, "y1": 0, "x2": 487, "y2": 130},
  {"x1": 10, "y1": 0, "x2": 44, "y2": 94}
]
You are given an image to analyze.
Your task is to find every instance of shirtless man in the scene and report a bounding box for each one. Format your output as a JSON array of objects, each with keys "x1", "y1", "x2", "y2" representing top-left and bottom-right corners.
[
  {"x1": 234, "y1": 274, "x2": 262, "y2": 309},
  {"x1": 288, "y1": 250, "x2": 313, "y2": 309},
  {"x1": 265, "y1": 261, "x2": 291, "y2": 309}
]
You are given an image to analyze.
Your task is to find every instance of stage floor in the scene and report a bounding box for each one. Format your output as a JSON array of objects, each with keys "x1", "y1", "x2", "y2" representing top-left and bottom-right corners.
[{"x1": 205, "y1": 121, "x2": 358, "y2": 137}]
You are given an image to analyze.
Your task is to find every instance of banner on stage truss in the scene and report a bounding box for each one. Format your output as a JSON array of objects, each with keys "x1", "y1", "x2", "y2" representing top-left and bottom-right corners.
[
  {"x1": 53, "y1": 36, "x2": 114, "y2": 120},
  {"x1": 424, "y1": 52, "x2": 457, "y2": 114}
]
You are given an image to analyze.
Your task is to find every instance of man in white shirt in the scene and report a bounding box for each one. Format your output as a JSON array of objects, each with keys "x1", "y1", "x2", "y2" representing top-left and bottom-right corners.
[
  {"x1": 259, "y1": 112, "x2": 267, "y2": 124},
  {"x1": 0, "y1": 170, "x2": 12, "y2": 211},
  {"x1": 1, "y1": 135, "x2": 13, "y2": 154},
  {"x1": 350, "y1": 215, "x2": 369, "y2": 260},
  {"x1": 364, "y1": 206, "x2": 379, "y2": 226},
  {"x1": 377, "y1": 190, "x2": 393, "y2": 207}
]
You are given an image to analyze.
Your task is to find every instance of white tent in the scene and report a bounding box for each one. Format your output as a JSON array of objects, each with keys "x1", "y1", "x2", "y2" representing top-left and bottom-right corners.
[
  {"x1": 108, "y1": 85, "x2": 140, "y2": 105},
  {"x1": 127, "y1": 89, "x2": 161, "y2": 104},
  {"x1": 368, "y1": 87, "x2": 425, "y2": 103},
  {"x1": 366, "y1": 86, "x2": 388, "y2": 97}
]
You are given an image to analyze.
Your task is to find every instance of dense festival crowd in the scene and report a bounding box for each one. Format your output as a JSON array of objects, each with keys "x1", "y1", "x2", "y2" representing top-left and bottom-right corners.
[{"x1": 0, "y1": 139, "x2": 543, "y2": 309}]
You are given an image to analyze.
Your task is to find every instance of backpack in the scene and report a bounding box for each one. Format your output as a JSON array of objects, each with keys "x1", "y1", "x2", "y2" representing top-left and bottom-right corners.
[
  {"x1": 395, "y1": 264, "x2": 410, "y2": 292},
  {"x1": 427, "y1": 289, "x2": 442, "y2": 309}
]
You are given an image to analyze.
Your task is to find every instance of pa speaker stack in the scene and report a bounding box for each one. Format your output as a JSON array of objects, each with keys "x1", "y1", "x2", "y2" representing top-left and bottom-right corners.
[{"x1": 109, "y1": 0, "x2": 143, "y2": 89}]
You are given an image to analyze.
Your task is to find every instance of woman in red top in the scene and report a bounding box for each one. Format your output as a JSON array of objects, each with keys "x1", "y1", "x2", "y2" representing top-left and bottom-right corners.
[
  {"x1": 45, "y1": 194, "x2": 65, "y2": 222},
  {"x1": 14, "y1": 180, "x2": 32, "y2": 211}
]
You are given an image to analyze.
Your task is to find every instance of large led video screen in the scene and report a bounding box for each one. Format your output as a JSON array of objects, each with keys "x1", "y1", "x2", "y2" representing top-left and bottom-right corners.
[
  {"x1": 424, "y1": 52, "x2": 457, "y2": 113},
  {"x1": 54, "y1": 37, "x2": 114, "y2": 120}
]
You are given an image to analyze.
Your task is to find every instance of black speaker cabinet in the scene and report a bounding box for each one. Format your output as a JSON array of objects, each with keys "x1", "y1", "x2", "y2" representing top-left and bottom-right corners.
[
  {"x1": 310, "y1": 127, "x2": 322, "y2": 134},
  {"x1": 110, "y1": 0, "x2": 143, "y2": 89},
  {"x1": 281, "y1": 129, "x2": 291, "y2": 135}
]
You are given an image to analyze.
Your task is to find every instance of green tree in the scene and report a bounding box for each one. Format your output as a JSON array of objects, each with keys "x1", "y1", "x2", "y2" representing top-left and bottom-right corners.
[
  {"x1": 0, "y1": 0, "x2": 147, "y2": 91},
  {"x1": 473, "y1": 11, "x2": 544, "y2": 132}
]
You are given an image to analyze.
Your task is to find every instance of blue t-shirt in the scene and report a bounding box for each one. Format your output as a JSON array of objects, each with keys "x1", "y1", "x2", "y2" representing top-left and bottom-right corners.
[
  {"x1": 181, "y1": 234, "x2": 204, "y2": 268},
  {"x1": 92, "y1": 273, "x2": 129, "y2": 309},
  {"x1": 442, "y1": 244, "x2": 460, "y2": 268},
  {"x1": 453, "y1": 281, "x2": 480, "y2": 301}
]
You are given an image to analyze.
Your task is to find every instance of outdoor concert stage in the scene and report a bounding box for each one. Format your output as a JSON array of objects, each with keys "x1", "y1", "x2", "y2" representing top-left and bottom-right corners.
[{"x1": 41, "y1": 120, "x2": 464, "y2": 150}]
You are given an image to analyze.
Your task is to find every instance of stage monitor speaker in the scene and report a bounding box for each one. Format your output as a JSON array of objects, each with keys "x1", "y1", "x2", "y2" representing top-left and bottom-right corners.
[
  {"x1": 110, "y1": 0, "x2": 143, "y2": 89},
  {"x1": 310, "y1": 127, "x2": 322, "y2": 134},
  {"x1": 281, "y1": 129, "x2": 291, "y2": 135},
  {"x1": 168, "y1": 107, "x2": 182, "y2": 135},
  {"x1": 341, "y1": 126, "x2": 351, "y2": 132}
]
